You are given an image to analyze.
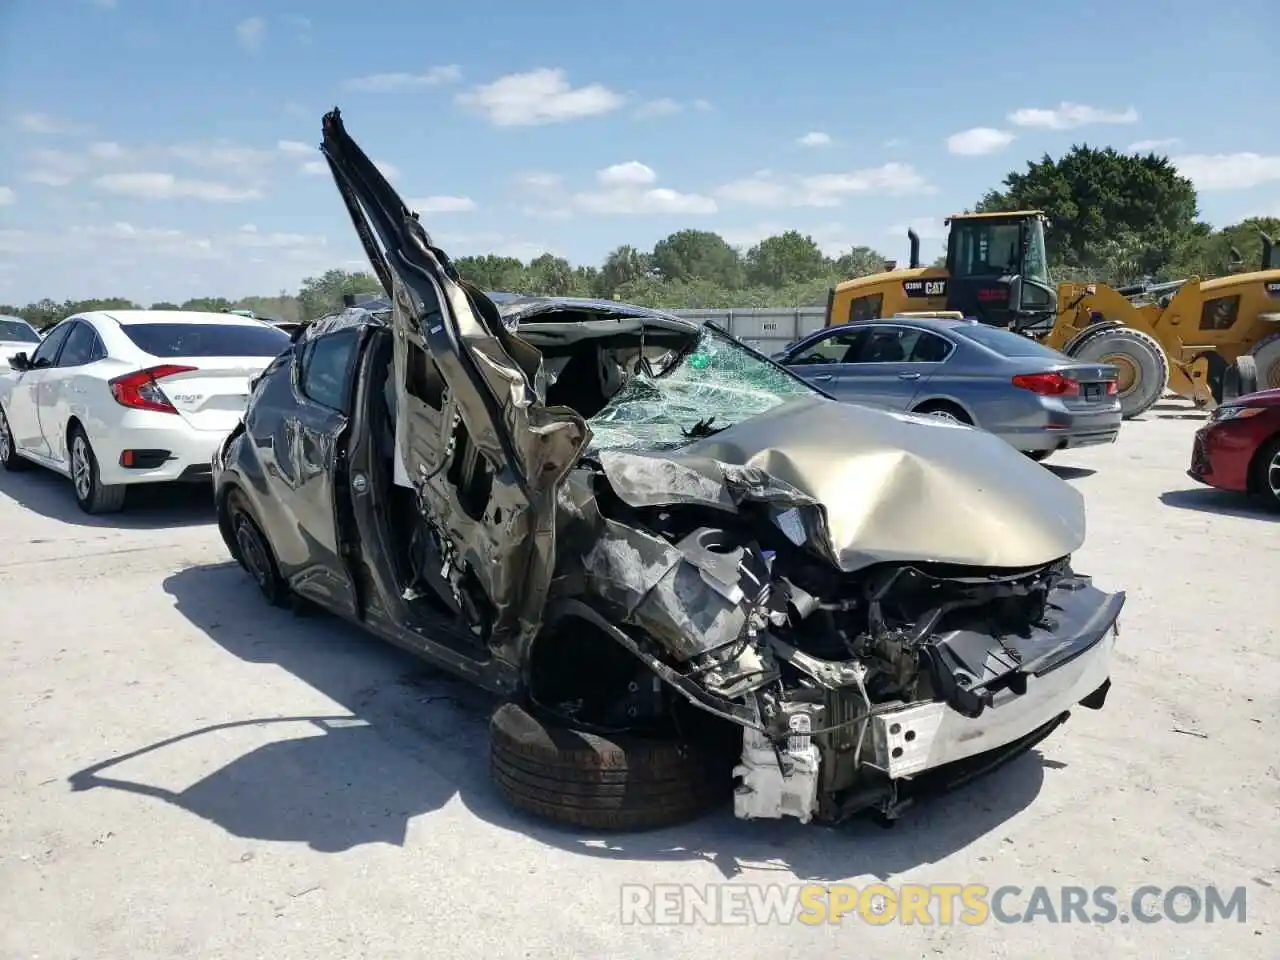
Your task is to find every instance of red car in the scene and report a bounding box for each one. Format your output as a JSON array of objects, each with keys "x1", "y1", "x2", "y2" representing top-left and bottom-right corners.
[{"x1": 1189, "y1": 388, "x2": 1280, "y2": 506}]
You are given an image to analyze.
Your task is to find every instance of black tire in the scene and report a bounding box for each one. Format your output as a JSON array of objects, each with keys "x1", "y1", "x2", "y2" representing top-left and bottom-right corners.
[
  {"x1": 0, "y1": 406, "x2": 29, "y2": 471},
  {"x1": 226, "y1": 491, "x2": 290, "y2": 606},
  {"x1": 489, "y1": 702, "x2": 731, "y2": 831},
  {"x1": 913, "y1": 401, "x2": 972, "y2": 425},
  {"x1": 68, "y1": 424, "x2": 126, "y2": 514},
  {"x1": 1248, "y1": 332, "x2": 1280, "y2": 390},
  {"x1": 1024, "y1": 449, "x2": 1052, "y2": 463},
  {"x1": 1251, "y1": 435, "x2": 1280, "y2": 507},
  {"x1": 1222, "y1": 356, "x2": 1259, "y2": 403},
  {"x1": 1067, "y1": 327, "x2": 1168, "y2": 419}
]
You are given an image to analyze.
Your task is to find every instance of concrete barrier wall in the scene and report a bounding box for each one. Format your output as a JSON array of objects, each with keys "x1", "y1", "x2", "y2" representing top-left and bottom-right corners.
[{"x1": 666, "y1": 307, "x2": 828, "y2": 353}]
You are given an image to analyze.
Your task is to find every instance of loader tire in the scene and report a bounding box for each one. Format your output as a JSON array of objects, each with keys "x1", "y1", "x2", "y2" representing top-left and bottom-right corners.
[
  {"x1": 1249, "y1": 333, "x2": 1280, "y2": 391},
  {"x1": 1222, "y1": 356, "x2": 1259, "y2": 402},
  {"x1": 1067, "y1": 327, "x2": 1168, "y2": 419},
  {"x1": 489, "y1": 702, "x2": 730, "y2": 831}
]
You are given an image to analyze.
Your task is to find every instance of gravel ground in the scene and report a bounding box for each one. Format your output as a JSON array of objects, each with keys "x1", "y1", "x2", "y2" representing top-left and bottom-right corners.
[{"x1": 1, "y1": 406, "x2": 1276, "y2": 960}]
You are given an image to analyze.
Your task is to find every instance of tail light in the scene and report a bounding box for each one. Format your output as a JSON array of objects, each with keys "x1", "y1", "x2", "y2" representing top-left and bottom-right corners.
[
  {"x1": 1012, "y1": 372, "x2": 1079, "y2": 396},
  {"x1": 108, "y1": 364, "x2": 197, "y2": 413},
  {"x1": 1106, "y1": 381, "x2": 1118, "y2": 395}
]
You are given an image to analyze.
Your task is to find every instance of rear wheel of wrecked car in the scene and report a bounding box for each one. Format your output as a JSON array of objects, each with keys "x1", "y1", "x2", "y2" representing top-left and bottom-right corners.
[
  {"x1": 227, "y1": 491, "x2": 290, "y2": 607},
  {"x1": 490, "y1": 702, "x2": 731, "y2": 831}
]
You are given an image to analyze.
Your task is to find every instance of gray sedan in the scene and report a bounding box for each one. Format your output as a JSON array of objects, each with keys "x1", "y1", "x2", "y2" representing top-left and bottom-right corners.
[{"x1": 775, "y1": 317, "x2": 1122, "y2": 461}]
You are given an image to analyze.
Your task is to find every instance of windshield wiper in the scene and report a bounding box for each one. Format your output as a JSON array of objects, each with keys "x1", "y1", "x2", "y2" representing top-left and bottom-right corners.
[{"x1": 681, "y1": 416, "x2": 727, "y2": 440}]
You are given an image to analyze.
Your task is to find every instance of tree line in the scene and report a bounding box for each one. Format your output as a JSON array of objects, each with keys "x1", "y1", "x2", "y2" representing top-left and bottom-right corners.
[{"x1": 4, "y1": 145, "x2": 1277, "y2": 329}]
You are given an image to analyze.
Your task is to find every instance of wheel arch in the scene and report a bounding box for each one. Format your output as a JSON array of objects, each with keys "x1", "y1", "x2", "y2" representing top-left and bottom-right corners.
[{"x1": 1245, "y1": 430, "x2": 1280, "y2": 497}]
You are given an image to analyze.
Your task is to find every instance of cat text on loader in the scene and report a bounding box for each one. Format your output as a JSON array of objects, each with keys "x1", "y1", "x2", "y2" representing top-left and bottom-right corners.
[{"x1": 825, "y1": 211, "x2": 1280, "y2": 417}]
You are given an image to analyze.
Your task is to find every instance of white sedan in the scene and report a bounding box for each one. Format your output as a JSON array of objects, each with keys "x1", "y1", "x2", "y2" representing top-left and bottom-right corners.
[
  {"x1": 0, "y1": 314, "x2": 44, "y2": 356},
  {"x1": 0, "y1": 310, "x2": 292, "y2": 513}
]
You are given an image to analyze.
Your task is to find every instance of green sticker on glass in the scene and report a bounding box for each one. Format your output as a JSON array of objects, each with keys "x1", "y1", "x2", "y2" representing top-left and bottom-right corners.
[{"x1": 688, "y1": 352, "x2": 711, "y2": 369}]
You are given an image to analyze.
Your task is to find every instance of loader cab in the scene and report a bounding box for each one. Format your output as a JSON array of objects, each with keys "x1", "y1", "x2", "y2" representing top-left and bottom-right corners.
[{"x1": 944, "y1": 212, "x2": 1058, "y2": 333}]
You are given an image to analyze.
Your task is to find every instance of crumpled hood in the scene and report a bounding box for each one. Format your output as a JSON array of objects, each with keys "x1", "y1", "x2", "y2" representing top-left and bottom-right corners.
[{"x1": 598, "y1": 394, "x2": 1085, "y2": 572}]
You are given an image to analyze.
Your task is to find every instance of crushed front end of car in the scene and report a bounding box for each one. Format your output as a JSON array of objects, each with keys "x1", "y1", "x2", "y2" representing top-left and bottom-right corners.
[
  {"x1": 538, "y1": 346, "x2": 1124, "y2": 826},
  {"x1": 314, "y1": 106, "x2": 1123, "y2": 828}
]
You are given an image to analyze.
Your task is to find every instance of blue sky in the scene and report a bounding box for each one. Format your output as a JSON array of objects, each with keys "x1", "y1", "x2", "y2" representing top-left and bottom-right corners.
[{"x1": 1, "y1": 0, "x2": 1278, "y2": 304}]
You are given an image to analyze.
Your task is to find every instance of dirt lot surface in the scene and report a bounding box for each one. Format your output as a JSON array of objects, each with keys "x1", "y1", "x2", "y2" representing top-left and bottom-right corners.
[{"x1": 1, "y1": 406, "x2": 1275, "y2": 959}]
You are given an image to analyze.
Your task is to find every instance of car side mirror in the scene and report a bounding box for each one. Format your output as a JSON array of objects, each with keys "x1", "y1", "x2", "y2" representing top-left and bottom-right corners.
[{"x1": 8, "y1": 352, "x2": 30, "y2": 371}]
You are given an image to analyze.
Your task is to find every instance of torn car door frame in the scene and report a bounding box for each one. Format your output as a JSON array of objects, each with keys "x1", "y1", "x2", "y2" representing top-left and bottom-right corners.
[{"x1": 318, "y1": 108, "x2": 589, "y2": 675}]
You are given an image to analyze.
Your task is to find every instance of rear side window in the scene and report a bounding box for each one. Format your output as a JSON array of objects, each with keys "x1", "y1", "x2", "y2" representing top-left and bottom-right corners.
[
  {"x1": 119, "y1": 322, "x2": 290, "y2": 358},
  {"x1": 0, "y1": 319, "x2": 40, "y2": 343},
  {"x1": 299, "y1": 328, "x2": 360, "y2": 414},
  {"x1": 56, "y1": 322, "x2": 106, "y2": 367},
  {"x1": 953, "y1": 325, "x2": 1066, "y2": 360}
]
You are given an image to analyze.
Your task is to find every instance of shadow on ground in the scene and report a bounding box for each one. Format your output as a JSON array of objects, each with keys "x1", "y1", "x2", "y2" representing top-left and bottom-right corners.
[
  {"x1": 0, "y1": 467, "x2": 214, "y2": 528},
  {"x1": 1047, "y1": 464, "x2": 1095, "y2": 481},
  {"x1": 1159, "y1": 488, "x2": 1279, "y2": 522},
  {"x1": 66, "y1": 561, "x2": 1054, "y2": 881}
]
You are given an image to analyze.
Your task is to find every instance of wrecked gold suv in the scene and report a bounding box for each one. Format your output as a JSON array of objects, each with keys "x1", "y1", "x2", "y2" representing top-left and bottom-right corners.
[{"x1": 212, "y1": 109, "x2": 1124, "y2": 831}]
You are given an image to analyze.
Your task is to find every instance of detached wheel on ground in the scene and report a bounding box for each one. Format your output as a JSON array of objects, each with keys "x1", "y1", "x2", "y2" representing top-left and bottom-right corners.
[
  {"x1": 68, "y1": 425, "x2": 126, "y2": 514},
  {"x1": 0, "y1": 407, "x2": 28, "y2": 471},
  {"x1": 225, "y1": 491, "x2": 290, "y2": 606},
  {"x1": 1067, "y1": 327, "x2": 1168, "y2": 419},
  {"x1": 1252, "y1": 436, "x2": 1280, "y2": 507},
  {"x1": 490, "y1": 701, "x2": 731, "y2": 831},
  {"x1": 1222, "y1": 355, "x2": 1259, "y2": 403}
]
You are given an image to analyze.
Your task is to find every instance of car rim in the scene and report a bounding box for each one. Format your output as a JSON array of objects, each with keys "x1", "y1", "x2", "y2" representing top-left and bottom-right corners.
[
  {"x1": 1100, "y1": 353, "x2": 1138, "y2": 395},
  {"x1": 0, "y1": 413, "x2": 10, "y2": 461},
  {"x1": 234, "y1": 514, "x2": 272, "y2": 588},
  {"x1": 71, "y1": 435, "x2": 92, "y2": 501},
  {"x1": 1268, "y1": 449, "x2": 1280, "y2": 502},
  {"x1": 928, "y1": 410, "x2": 961, "y2": 423}
]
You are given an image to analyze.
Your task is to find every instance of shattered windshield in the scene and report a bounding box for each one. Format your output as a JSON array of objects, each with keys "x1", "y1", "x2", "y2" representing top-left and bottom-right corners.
[{"x1": 587, "y1": 324, "x2": 818, "y2": 453}]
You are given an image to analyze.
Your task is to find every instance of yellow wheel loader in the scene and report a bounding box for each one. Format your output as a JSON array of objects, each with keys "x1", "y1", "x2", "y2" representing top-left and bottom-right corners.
[{"x1": 825, "y1": 211, "x2": 1280, "y2": 417}]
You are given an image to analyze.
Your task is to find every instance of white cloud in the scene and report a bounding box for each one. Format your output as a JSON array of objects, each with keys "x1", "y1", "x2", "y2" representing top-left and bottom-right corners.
[
  {"x1": 798, "y1": 131, "x2": 832, "y2": 147},
  {"x1": 407, "y1": 195, "x2": 476, "y2": 214},
  {"x1": 14, "y1": 112, "x2": 89, "y2": 135},
  {"x1": 946, "y1": 127, "x2": 1015, "y2": 156},
  {"x1": 277, "y1": 139, "x2": 312, "y2": 154},
  {"x1": 300, "y1": 160, "x2": 327, "y2": 175},
  {"x1": 596, "y1": 161, "x2": 658, "y2": 187},
  {"x1": 22, "y1": 148, "x2": 87, "y2": 186},
  {"x1": 89, "y1": 141, "x2": 126, "y2": 159},
  {"x1": 1173, "y1": 153, "x2": 1280, "y2": 191},
  {"x1": 1007, "y1": 102, "x2": 1138, "y2": 130},
  {"x1": 374, "y1": 160, "x2": 400, "y2": 179},
  {"x1": 633, "y1": 98, "x2": 682, "y2": 119},
  {"x1": 571, "y1": 162, "x2": 715, "y2": 215},
  {"x1": 883, "y1": 138, "x2": 905, "y2": 149},
  {"x1": 457, "y1": 68, "x2": 625, "y2": 127},
  {"x1": 236, "y1": 17, "x2": 266, "y2": 53},
  {"x1": 631, "y1": 97, "x2": 710, "y2": 119},
  {"x1": 515, "y1": 171, "x2": 563, "y2": 190},
  {"x1": 1127, "y1": 138, "x2": 1182, "y2": 153},
  {"x1": 716, "y1": 163, "x2": 934, "y2": 208},
  {"x1": 343, "y1": 65, "x2": 462, "y2": 92},
  {"x1": 93, "y1": 172, "x2": 263, "y2": 202},
  {"x1": 0, "y1": 187, "x2": 15, "y2": 207}
]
